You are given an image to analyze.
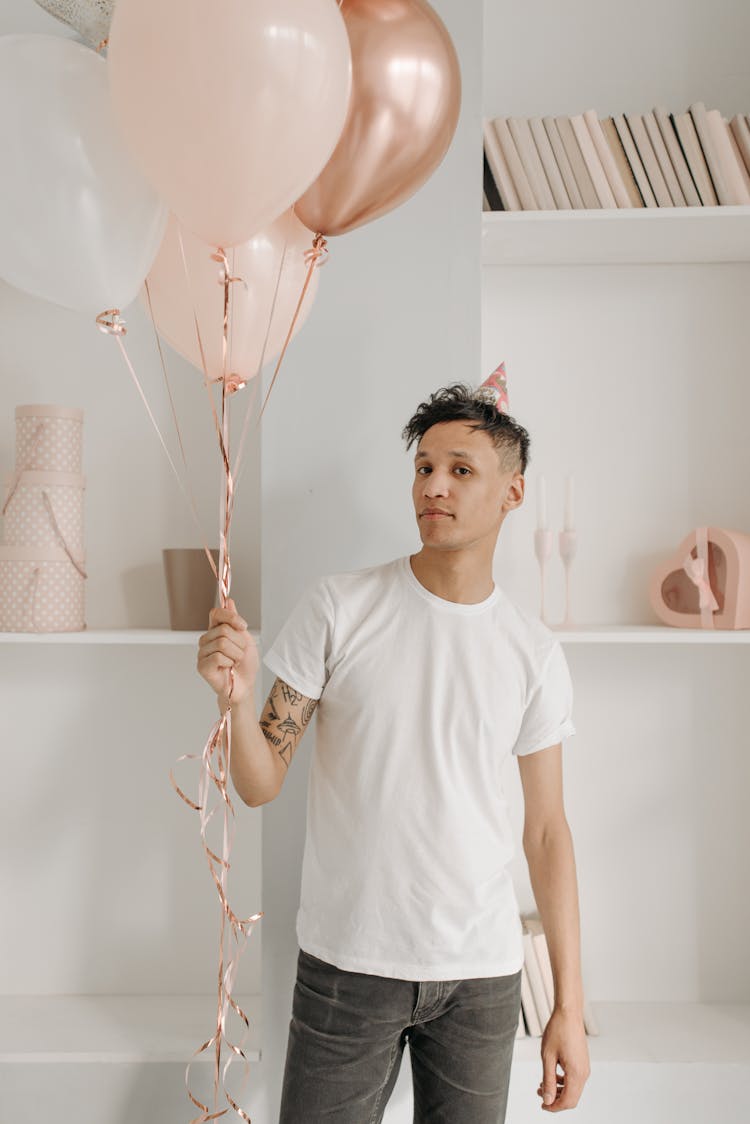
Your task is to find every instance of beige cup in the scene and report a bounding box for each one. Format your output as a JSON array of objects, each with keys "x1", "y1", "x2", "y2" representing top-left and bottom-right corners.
[{"x1": 162, "y1": 548, "x2": 220, "y2": 630}]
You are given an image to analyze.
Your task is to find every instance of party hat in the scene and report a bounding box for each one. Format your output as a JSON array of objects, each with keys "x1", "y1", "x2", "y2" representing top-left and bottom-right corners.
[{"x1": 473, "y1": 361, "x2": 509, "y2": 414}]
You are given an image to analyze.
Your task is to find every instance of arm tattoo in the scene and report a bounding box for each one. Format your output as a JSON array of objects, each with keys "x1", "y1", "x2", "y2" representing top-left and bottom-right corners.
[{"x1": 259, "y1": 679, "x2": 319, "y2": 771}]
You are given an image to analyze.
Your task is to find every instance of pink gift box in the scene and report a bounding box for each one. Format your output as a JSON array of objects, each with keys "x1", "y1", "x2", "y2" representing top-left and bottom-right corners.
[
  {"x1": 15, "y1": 404, "x2": 83, "y2": 474},
  {"x1": 3, "y1": 470, "x2": 85, "y2": 553},
  {"x1": 0, "y1": 544, "x2": 86, "y2": 633}
]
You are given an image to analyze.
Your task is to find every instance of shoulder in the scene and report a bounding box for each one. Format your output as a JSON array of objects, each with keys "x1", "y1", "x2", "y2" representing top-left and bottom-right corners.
[
  {"x1": 317, "y1": 556, "x2": 402, "y2": 605},
  {"x1": 492, "y1": 586, "x2": 562, "y2": 669}
]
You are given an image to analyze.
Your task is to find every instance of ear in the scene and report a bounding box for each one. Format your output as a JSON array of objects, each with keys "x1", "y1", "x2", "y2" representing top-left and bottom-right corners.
[{"x1": 503, "y1": 473, "x2": 525, "y2": 510}]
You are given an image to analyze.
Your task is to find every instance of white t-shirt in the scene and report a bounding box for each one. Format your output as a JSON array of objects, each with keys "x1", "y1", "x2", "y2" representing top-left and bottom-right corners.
[{"x1": 262, "y1": 554, "x2": 576, "y2": 981}]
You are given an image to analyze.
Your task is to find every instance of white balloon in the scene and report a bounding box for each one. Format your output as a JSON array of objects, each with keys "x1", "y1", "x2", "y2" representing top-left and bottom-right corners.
[{"x1": 0, "y1": 34, "x2": 167, "y2": 315}]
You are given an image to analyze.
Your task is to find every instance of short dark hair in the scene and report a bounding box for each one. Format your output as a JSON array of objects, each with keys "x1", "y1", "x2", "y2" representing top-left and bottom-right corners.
[{"x1": 401, "y1": 383, "x2": 530, "y2": 475}]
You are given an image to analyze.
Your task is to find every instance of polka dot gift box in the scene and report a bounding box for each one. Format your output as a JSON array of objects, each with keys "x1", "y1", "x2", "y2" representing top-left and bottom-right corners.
[{"x1": 0, "y1": 404, "x2": 86, "y2": 632}]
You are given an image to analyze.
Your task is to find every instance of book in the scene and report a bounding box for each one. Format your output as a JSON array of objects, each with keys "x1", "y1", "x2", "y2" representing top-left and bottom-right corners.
[
  {"x1": 522, "y1": 927, "x2": 550, "y2": 1028},
  {"x1": 689, "y1": 102, "x2": 730, "y2": 204},
  {"x1": 555, "y1": 116, "x2": 601, "y2": 208},
  {"x1": 492, "y1": 117, "x2": 538, "y2": 210},
  {"x1": 483, "y1": 149, "x2": 504, "y2": 211},
  {"x1": 672, "y1": 111, "x2": 718, "y2": 204},
  {"x1": 625, "y1": 112, "x2": 673, "y2": 206},
  {"x1": 729, "y1": 114, "x2": 750, "y2": 178},
  {"x1": 583, "y1": 109, "x2": 632, "y2": 207},
  {"x1": 520, "y1": 960, "x2": 542, "y2": 1036},
  {"x1": 644, "y1": 109, "x2": 686, "y2": 204},
  {"x1": 508, "y1": 116, "x2": 557, "y2": 209},
  {"x1": 600, "y1": 116, "x2": 644, "y2": 206},
  {"x1": 726, "y1": 119, "x2": 750, "y2": 194},
  {"x1": 530, "y1": 116, "x2": 572, "y2": 208},
  {"x1": 653, "y1": 105, "x2": 701, "y2": 205},
  {"x1": 613, "y1": 114, "x2": 657, "y2": 206},
  {"x1": 543, "y1": 116, "x2": 585, "y2": 208},
  {"x1": 706, "y1": 108, "x2": 750, "y2": 203},
  {"x1": 483, "y1": 119, "x2": 519, "y2": 210},
  {"x1": 571, "y1": 112, "x2": 617, "y2": 207}
]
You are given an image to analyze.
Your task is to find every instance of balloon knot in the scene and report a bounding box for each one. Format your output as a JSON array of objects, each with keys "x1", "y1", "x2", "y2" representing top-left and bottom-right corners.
[{"x1": 96, "y1": 309, "x2": 127, "y2": 336}]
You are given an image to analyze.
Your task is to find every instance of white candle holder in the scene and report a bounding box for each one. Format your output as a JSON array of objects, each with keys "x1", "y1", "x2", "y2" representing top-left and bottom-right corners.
[
  {"x1": 534, "y1": 528, "x2": 554, "y2": 625},
  {"x1": 558, "y1": 529, "x2": 577, "y2": 628}
]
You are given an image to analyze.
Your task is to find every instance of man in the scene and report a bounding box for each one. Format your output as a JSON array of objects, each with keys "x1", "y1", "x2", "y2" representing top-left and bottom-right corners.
[{"x1": 197, "y1": 382, "x2": 591, "y2": 1122}]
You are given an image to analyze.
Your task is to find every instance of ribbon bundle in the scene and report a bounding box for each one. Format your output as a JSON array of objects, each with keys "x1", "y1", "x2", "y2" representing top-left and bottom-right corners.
[{"x1": 98, "y1": 226, "x2": 327, "y2": 1120}]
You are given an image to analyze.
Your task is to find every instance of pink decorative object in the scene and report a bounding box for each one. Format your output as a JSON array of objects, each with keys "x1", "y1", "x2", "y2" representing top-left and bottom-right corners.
[
  {"x1": 474, "y1": 360, "x2": 510, "y2": 414},
  {"x1": 0, "y1": 545, "x2": 86, "y2": 632},
  {"x1": 3, "y1": 471, "x2": 85, "y2": 552},
  {"x1": 648, "y1": 525, "x2": 750, "y2": 629},
  {"x1": 15, "y1": 405, "x2": 83, "y2": 473},
  {"x1": 0, "y1": 403, "x2": 86, "y2": 633}
]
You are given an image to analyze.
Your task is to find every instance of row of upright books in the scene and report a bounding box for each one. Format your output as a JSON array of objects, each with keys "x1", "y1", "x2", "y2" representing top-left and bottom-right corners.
[
  {"x1": 483, "y1": 102, "x2": 750, "y2": 211},
  {"x1": 517, "y1": 914, "x2": 599, "y2": 1038}
]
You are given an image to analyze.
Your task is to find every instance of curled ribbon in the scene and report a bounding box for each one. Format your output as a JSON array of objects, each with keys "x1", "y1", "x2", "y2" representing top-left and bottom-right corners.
[{"x1": 99, "y1": 218, "x2": 322, "y2": 1119}]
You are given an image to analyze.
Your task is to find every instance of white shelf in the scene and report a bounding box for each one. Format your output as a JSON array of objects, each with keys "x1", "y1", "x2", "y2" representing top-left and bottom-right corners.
[
  {"x1": 1, "y1": 625, "x2": 746, "y2": 645},
  {"x1": 0, "y1": 629, "x2": 261, "y2": 645},
  {"x1": 513, "y1": 1001, "x2": 750, "y2": 1064},
  {"x1": 481, "y1": 206, "x2": 750, "y2": 266},
  {"x1": 551, "y1": 625, "x2": 750, "y2": 644},
  {"x1": 0, "y1": 994, "x2": 261, "y2": 1064}
]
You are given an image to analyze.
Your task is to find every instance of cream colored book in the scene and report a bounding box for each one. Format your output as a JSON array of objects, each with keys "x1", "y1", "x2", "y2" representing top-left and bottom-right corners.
[
  {"x1": 543, "y1": 116, "x2": 584, "y2": 207},
  {"x1": 583, "y1": 108, "x2": 632, "y2": 206},
  {"x1": 625, "y1": 112, "x2": 672, "y2": 205},
  {"x1": 689, "y1": 102, "x2": 730, "y2": 204},
  {"x1": 726, "y1": 120, "x2": 750, "y2": 194},
  {"x1": 613, "y1": 114, "x2": 657, "y2": 206},
  {"x1": 508, "y1": 116, "x2": 556, "y2": 209},
  {"x1": 492, "y1": 117, "x2": 538, "y2": 210},
  {"x1": 601, "y1": 117, "x2": 644, "y2": 206},
  {"x1": 529, "y1": 116, "x2": 572, "y2": 208},
  {"x1": 520, "y1": 960, "x2": 542, "y2": 1037},
  {"x1": 482, "y1": 190, "x2": 491, "y2": 212},
  {"x1": 522, "y1": 927, "x2": 551, "y2": 1027},
  {"x1": 653, "y1": 105, "x2": 701, "y2": 205},
  {"x1": 643, "y1": 110, "x2": 685, "y2": 204},
  {"x1": 673, "y1": 110, "x2": 717, "y2": 204},
  {"x1": 706, "y1": 108, "x2": 750, "y2": 203},
  {"x1": 555, "y1": 116, "x2": 601, "y2": 208},
  {"x1": 571, "y1": 113, "x2": 617, "y2": 207},
  {"x1": 524, "y1": 917, "x2": 556, "y2": 1011},
  {"x1": 729, "y1": 114, "x2": 750, "y2": 178},
  {"x1": 483, "y1": 119, "x2": 521, "y2": 211}
]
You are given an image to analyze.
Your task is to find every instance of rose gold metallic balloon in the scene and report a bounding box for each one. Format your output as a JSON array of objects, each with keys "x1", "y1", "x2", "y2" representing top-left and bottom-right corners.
[{"x1": 294, "y1": 0, "x2": 461, "y2": 237}]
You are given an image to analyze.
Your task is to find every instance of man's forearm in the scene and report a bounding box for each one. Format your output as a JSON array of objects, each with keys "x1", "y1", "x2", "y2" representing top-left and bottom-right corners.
[
  {"x1": 220, "y1": 689, "x2": 282, "y2": 806},
  {"x1": 523, "y1": 821, "x2": 585, "y2": 1014}
]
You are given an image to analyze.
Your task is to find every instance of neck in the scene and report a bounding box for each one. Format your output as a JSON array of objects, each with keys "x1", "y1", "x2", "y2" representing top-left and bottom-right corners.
[{"x1": 409, "y1": 546, "x2": 496, "y2": 605}]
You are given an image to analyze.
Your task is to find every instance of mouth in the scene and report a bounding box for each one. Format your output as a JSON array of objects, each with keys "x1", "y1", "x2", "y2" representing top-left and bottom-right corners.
[{"x1": 420, "y1": 510, "x2": 452, "y2": 519}]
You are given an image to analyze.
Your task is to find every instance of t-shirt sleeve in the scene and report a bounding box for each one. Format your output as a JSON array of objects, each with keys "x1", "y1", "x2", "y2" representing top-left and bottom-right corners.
[
  {"x1": 512, "y1": 639, "x2": 576, "y2": 756},
  {"x1": 261, "y1": 578, "x2": 334, "y2": 701}
]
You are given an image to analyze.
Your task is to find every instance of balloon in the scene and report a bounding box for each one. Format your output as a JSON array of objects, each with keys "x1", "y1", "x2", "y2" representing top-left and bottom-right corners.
[
  {"x1": 107, "y1": 0, "x2": 352, "y2": 248},
  {"x1": 295, "y1": 0, "x2": 462, "y2": 237},
  {"x1": 33, "y1": 1, "x2": 114, "y2": 48},
  {"x1": 143, "y1": 210, "x2": 320, "y2": 384},
  {"x1": 0, "y1": 35, "x2": 167, "y2": 315}
]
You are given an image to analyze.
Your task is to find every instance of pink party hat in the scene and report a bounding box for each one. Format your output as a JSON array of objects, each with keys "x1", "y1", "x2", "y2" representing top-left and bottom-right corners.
[{"x1": 473, "y1": 361, "x2": 509, "y2": 414}]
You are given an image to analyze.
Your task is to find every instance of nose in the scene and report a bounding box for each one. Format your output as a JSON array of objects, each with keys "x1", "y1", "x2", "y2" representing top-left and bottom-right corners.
[{"x1": 422, "y1": 469, "x2": 450, "y2": 497}]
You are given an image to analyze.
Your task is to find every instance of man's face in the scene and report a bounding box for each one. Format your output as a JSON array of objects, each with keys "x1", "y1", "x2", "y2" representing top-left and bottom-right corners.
[{"x1": 411, "y1": 420, "x2": 524, "y2": 551}]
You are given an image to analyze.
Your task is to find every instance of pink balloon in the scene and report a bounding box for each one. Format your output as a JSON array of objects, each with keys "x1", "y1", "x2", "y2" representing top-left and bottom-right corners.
[
  {"x1": 107, "y1": 0, "x2": 352, "y2": 247},
  {"x1": 142, "y1": 210, "x2": 320, "y2": 383}
]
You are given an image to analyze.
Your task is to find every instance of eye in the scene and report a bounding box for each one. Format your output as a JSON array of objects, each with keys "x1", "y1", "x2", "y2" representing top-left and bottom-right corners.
[
  {"x1": 416, "y1": 466, "x2": 430, "y2": 475},
  {"x1": 455, "y1": 466, "x2": 471, "y2": 476}
]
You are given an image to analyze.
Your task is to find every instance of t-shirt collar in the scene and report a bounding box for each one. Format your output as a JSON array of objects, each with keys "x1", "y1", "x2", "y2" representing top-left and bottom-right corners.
[{"x1": 400, "y1": 555, "x2": 500, "y2": 615}]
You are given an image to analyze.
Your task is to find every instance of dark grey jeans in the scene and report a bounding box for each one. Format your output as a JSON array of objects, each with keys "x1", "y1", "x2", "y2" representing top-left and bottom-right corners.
[{"x1": 278, "y1": 948, "x2": 523, "y2": 1123}]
